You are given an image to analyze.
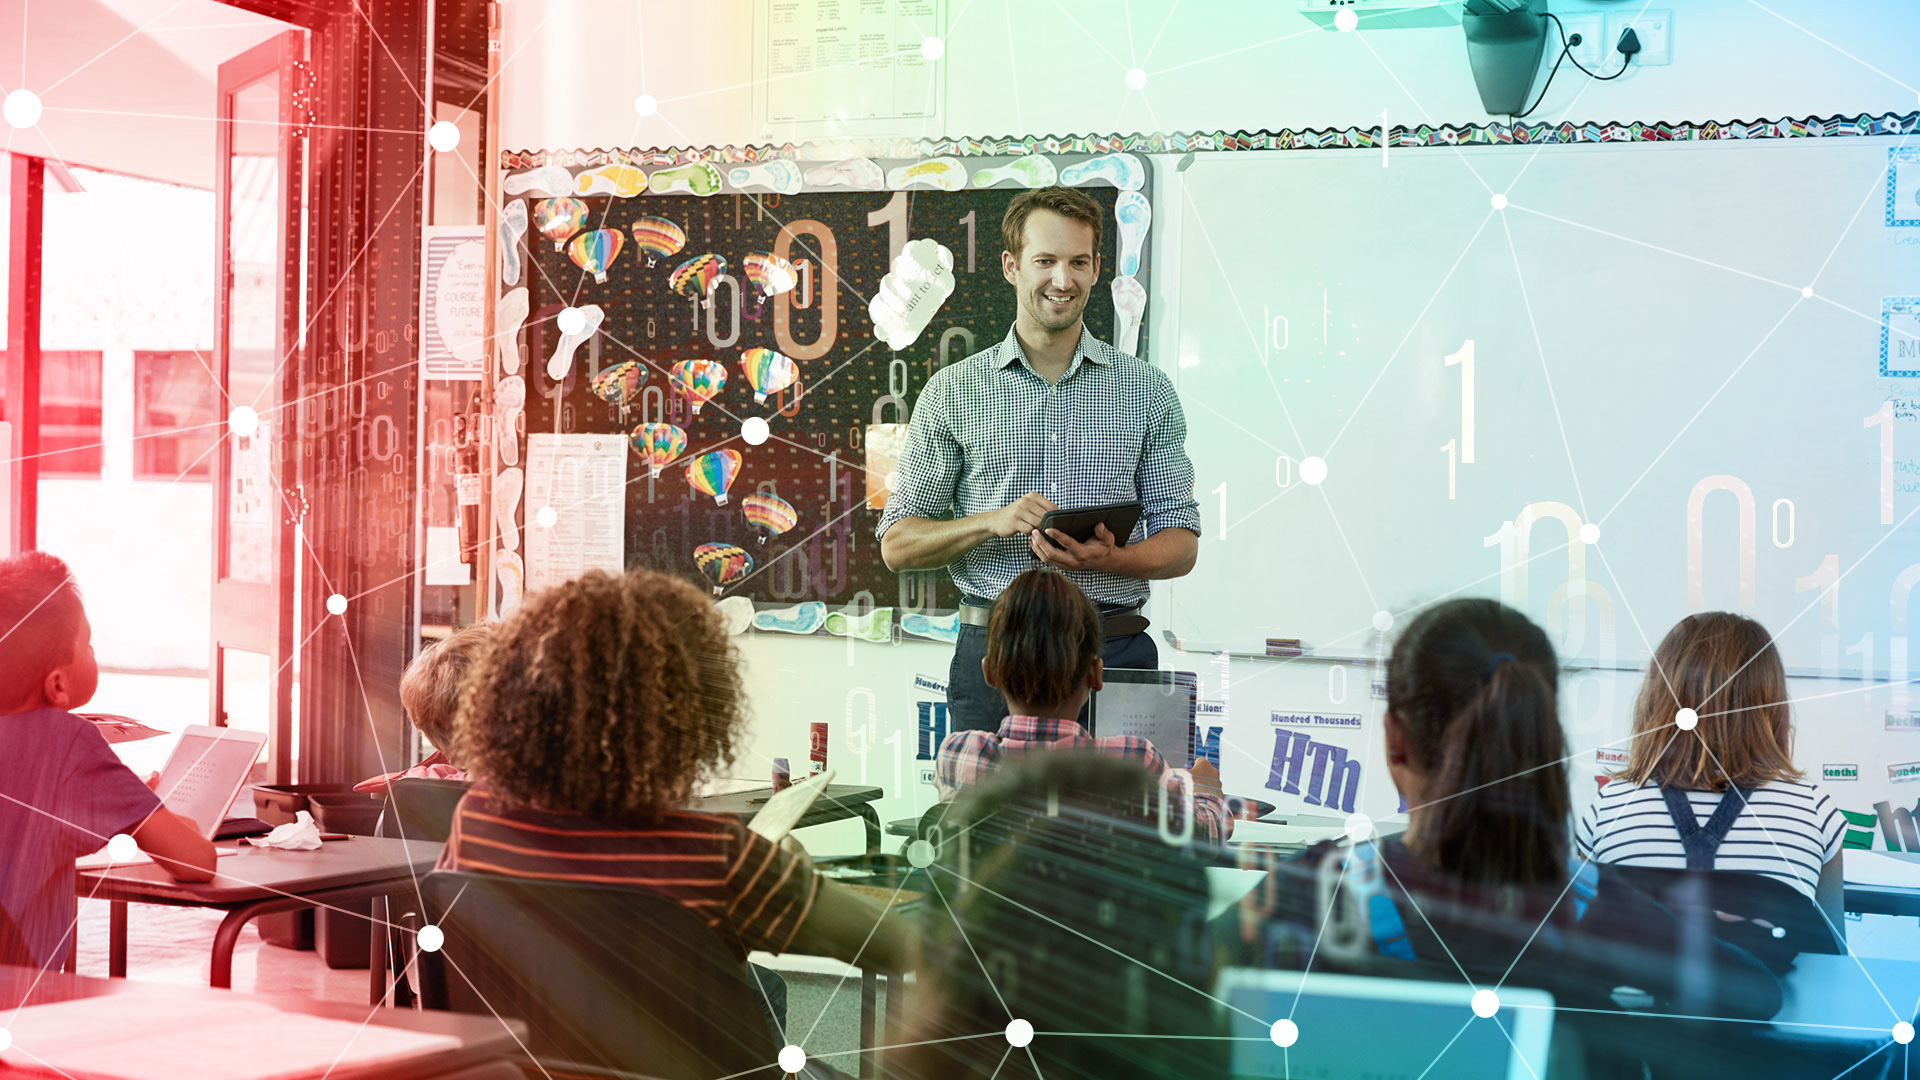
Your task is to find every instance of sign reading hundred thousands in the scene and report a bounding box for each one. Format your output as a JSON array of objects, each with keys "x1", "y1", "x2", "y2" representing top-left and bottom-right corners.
[
  {"x1": 1271, "y1": 711, "x2": 1363, "y2": 729},
  {"x1": 1824, "y1": 764, "x2": 1860, "y2": 782},
  {"x1": 1596, "y1": 747, "x2": 1629, "y2": 768},
  {"x1": 1890, "y1": 761, "x2": 1920, "y2": 783}
]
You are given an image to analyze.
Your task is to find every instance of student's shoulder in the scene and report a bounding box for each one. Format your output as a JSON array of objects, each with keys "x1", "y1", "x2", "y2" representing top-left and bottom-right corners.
[{"x1": 1, "y1": 707, "x2": 111, "y2": 759}]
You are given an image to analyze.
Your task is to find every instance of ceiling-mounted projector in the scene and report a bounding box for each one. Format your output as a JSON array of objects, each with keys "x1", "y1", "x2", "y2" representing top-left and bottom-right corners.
[{"x1": 1297, "y1": 0, "x2": 1464, "y2": 30}]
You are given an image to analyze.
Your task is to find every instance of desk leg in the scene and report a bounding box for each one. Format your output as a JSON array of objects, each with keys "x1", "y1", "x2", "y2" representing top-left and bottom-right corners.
[
  {"x1": 882, "y1": 974, "x2": 903, "y2": 1080},
  {"x1": 210, "y1": 899, "x2": 289, "y2": 989},
  {"x1": 857, "y1": 805, "x2": 882, "y2": 854},
  {"x1": 109, "y1": 901, "x2": 128, "y2": 978},
  {"x1": 369, "y1": 892, "x2": 388, "y2": 1007},
  {"x1": 860, "y1": 969, "x2": 877, "y2": 1079}
]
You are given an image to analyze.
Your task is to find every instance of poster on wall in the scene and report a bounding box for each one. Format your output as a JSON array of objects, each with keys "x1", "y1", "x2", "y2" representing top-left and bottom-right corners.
[
  {"x1": 421, "y1": 225, "x2": 488, "y2": 380},
  {"x1": 524, "y1": 433, "x2": 628, "y2": 591}
]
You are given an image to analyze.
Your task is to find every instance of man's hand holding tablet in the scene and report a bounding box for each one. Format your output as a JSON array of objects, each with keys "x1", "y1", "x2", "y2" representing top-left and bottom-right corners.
[{"x1": 988, "y1": 492, "x2": 1059, "y2": 537}]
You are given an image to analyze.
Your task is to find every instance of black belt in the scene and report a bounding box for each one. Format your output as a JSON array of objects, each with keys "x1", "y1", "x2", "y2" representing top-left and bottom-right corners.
[{"x1": 958, "y1": 601, "x2": 1148, "y2": 638}]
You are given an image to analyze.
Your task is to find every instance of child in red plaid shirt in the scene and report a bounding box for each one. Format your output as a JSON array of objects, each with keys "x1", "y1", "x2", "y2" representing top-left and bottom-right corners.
[{"x1": 933, "y1": 568, "x2": 1231, "y2": 843}]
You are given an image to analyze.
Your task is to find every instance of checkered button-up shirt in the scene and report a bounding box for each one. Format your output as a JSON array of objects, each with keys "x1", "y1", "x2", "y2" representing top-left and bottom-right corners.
[
  {"x1": 934, "y1": 715, "x2": 1231, "y2": 844},
  {"x1": 875, "y1": 325, "x2": 1202, "y2": 608}
]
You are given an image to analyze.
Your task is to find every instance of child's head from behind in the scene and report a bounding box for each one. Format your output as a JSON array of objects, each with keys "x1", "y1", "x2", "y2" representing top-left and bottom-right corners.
[
  {"x1": 400, "y1": 622, "x2": 492, "y2": 757},
  {"x1": 1622, "y1": 612, "x2": 1796, "y2": 791},
  {"x1": 453, "y1": 568, "x2": 746, "y2": 817},
  {"x1": 0, "y1": 551, "x2": 95, "y2": 714},
  {"x1": 1386, "y1": 598, "x2": 1566, "y2": 887},
  {"x1": 984, "y1": 568, "x2": 1102, "y2": 716}
]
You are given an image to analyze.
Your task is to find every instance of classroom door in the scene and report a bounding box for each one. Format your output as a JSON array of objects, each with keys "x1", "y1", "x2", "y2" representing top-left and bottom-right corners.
[{"x1": 210, "y1": 30, "x2": 304, "y2": 785}]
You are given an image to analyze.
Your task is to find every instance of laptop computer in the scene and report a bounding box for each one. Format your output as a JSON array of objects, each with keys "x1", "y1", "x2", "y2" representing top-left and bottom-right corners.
[
  {"x1": 150, "y1": 725, "x2": 269, "y2": 839},
  {"x1": 1218, "y1": 968, "x2": 1555, "y2": 1080},
  {"x1": 1086, "y1": 668, "x2": 1197, "y2": 764}
]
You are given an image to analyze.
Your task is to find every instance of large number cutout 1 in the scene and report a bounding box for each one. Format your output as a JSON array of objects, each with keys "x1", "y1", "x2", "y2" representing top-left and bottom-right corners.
[{"x1": 773, "y1": 219, "x2": 838, "y2": 360}]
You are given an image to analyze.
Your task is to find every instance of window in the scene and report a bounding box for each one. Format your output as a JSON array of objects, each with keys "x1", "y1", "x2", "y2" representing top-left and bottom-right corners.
[
  {"x1": 31, "y1": 350, "x2": 103, "y2": 477},
  {"x1": 134, "y1": 350, "x2": 219, "y2": 479}
]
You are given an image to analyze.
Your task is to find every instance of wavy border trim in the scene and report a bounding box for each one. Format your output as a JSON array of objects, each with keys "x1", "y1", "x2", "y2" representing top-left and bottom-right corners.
[{"x1": 503, "y1": 112, "x2": 1920, "y2": 169}]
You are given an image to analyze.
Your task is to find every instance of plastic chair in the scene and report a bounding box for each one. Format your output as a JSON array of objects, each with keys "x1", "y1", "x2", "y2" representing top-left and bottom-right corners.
[
  {"x1": 415, "y1": 869, "x2": 846, "y2": 1080},
  {"x1": 1610, "y1": 864, "x2": 1845, "y2": 974},
  {"x1": 368, "y1": 778, "x2": 473, "y2": 1007}
]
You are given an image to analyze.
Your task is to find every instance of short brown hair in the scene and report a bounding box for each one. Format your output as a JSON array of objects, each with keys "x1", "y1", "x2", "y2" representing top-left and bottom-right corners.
[
  {"x1": 0, "y1": 551, "x2": 86, "y2": 711},
  {"x1": 1619, "y1": 613, "x2": 1799, "y2": 791},
  {"x1": 452, "y1": 568, "x2": 748, "y2": 817},
  {"x1": 984, "y1": 569, "x2": 1102, "y2": 710},
  {"x1": 401, "y1": 622, "x2": 492, "y2": 753},
  {"x1": 1002, "y1": 185, "x2": 1104, "y2": 261}
]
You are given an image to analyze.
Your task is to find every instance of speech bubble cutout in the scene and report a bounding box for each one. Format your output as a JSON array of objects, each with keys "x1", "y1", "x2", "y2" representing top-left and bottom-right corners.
[{"x1": 868, "y1": 238, "x2": 955, "y2": 351}]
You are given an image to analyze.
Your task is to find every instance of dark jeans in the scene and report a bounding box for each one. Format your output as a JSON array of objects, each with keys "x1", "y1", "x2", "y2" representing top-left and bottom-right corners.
[{"x1": 947, "y1": 622, "x2": 1158, "y2": 733}]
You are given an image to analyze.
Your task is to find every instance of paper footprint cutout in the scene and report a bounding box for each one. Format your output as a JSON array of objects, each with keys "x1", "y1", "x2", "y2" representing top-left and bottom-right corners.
[
  {"x1": 574, "y1": 164, "x2": 649, "y2": 197},
  {"x1": 1060, "y1": 152, "x2": 1146, "y2": 191},
  {"x1": 493, "y1": 467, "x2": 524, "y2": 553},
  {"x1": 804, "y1": 158, "x2": 884, "y2": 190},
  {"x1": 824, "y1": 606, "x2": 895, "y2": 644},
  {"x1": 716, "y1": 595, "x2": 755, "y2": 635},
  {"x1": 500, "y1": 201, "x2": 528, "y2": 286},
  {"x1": 494, "y1": 375, "x2": 525, "y2": 467},
  {"x1": 869, "y1": 238, "x2": 955, "y2": 351},
  {"x1": 495, "y1": 287, "x2": 528, "y2": 376},
  {"x1": 972, "y1": 156, "x2": 1057, "y2": 189},
  {"x1": 1114, "y1": 191, "x2": 1150, "y2": 278},
  {"x1": 503, "y1": 165, "x2": 575, "y2": 197},
  {"x1": 754, "y1": 601, "x2": 828, "y2": 635},
  {"x1": 887, "y1": 157, "x2": 967, "y2": 191},
  {"x1": 899, "y1": 612, "x2": 959, "y2": 644},
  {"x1": 1111, "y1": 275, "x2": 1146, "y2": 357},
  {"x1": 729, "y1": 160, "x2": 802, "y2": 195},
  {"x1": 650, "y1": 161, "x2": 723, "y2": 197},
  {"x1": 546, "y1": 303, "x2": 604, "y2": 382},
  {"x1": 493, "y1": 550, "x2": 525, "y2": 618}
]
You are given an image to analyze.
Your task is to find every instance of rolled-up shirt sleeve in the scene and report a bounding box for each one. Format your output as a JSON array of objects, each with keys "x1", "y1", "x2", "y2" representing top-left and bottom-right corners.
[
  {"x1": 1136, "y1": 371, "x2": 1202, "y2": 539},
  {"x1": 875, "y1": 372, "x2": 962, "y2": 540}
]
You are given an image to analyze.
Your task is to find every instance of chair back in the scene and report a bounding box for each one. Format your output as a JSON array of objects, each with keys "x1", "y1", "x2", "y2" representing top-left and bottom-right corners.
[
  {"x1": 0, "y1": 906, "x2": 33, "y2": 968},
  {"x1": 415, "y1": 870, "x2": 778, "y2": 1080},
  {"x1": 377, "y1": 778, "x2": 472, "y2": 844},
  {"x1": 1611, "y1": 864, "x2": 1844, "y2": 972}
]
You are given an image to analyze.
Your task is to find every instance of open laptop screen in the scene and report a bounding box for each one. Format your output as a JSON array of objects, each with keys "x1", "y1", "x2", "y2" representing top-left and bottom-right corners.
[
  {"x1": 1086, "y1": 669, "x2": 1197, "y2": 765},
  {"x1": 153, "y1": 726, "x2": 266, "y2": 838}
]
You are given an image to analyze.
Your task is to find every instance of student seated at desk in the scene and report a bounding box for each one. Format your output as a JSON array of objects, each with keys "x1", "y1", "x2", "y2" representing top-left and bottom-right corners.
[
  {"x1": 1579, "y1": 612, "x2": 1843, "y2": 899},
  {"x1": 898, "y1": 753, "x2": 1224, "y2": 1080},
  {"x1": 1223, "y1": 599, "x2": 1781, "y2": 1031},
  {"x1": 0, "y1": 552, "x2": 215, "y2": 970},
  {"x1": 440, "y1": 567, "x2": 916, "y2": 1031},
  {"x1": 354, "y1": 622, "x2": 487, "y2": 793},
  {"x1": 933, "y1": 568, "x2": 1230, "y2": 843}
]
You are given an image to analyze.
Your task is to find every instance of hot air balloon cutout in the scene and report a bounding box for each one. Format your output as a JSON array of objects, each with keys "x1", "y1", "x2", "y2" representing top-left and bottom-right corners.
[
  {"x1": 669, "y1": 359, "x2": 728, "y2": 415},
  {"x1": 741, "y1": 492, "x2": 798, "y2": 545},
  {"x1": 630, "y1": 422, "x2": 687, "y2": 478},
  {"x1": 533, "y1": 197, "x2": 588, "y2": 251},
  {"x1": 686, "y1": 449, "x2": 742, "y2": 505},
  {"x1": 668, "y1": 253, "x2": 728, "y2": 308},
  {"x1": 589, "y1": 361, "x2": 648, "y2": 422},
  {"x1": 742, "y1": 251, "x2": 798, "y2": 319},
  {"x1": 693, "y1": 543, "x2": 753, "y2": 596},
  {"x1": 567, "y1": 228, "x2": 624, "y2": 284},
  {"x1": 631, "y1": 216, "x2": 687, "y2": 267},
  {"x1": 739, "y1": 347, "x2": 799, "y2": 405}
]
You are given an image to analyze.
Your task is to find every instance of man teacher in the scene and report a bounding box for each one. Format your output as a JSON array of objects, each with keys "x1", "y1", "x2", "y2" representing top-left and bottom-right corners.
[{"x1": 877, "y1": 185, "x2": 1201, "y2": 734}]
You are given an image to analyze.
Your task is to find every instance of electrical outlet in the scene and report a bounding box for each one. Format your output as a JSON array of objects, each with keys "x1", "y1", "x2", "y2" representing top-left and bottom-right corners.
[
  {"x1": 1605, "y1": 8, "x2": 1672, "y2": 67},
  {"x1": 1559, "y1": 14, "x2": 1606, "y2": 72}
]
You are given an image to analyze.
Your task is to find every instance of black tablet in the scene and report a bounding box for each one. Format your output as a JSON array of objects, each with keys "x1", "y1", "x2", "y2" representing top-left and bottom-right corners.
[{"x1": 1038, "y1": 500, "x2": 1144, "y2": 548}]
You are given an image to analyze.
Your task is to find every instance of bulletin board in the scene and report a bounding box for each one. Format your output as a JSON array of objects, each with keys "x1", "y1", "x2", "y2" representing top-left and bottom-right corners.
[{"x1": 493, "y1": 153, "x2": 1153, "y2": 613}]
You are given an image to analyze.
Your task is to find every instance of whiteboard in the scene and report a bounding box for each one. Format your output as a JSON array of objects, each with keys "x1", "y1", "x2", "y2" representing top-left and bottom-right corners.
[{"x1": 1166, "y1": 138, "x2": 1920, "y2": 678}]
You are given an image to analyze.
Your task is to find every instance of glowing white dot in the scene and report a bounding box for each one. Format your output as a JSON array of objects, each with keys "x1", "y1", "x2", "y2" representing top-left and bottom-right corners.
[
  {"x1": 1895, "y1": 1021, "x2": 1914, "y2": 1044},
  {"x1": 1300, "y1": 456, "x2": 1328, "y2": 485},
  {"x1": 557, "y1": 306, "x2": 587, "y2": 336},
  {"x1": 921, "y1": 36, "x2": 945, "y2": 60},
  {"x1": 907, "y1": 839, "x2": 936, "y2": 868},
  {"x1": 742, "y1": 416, "x2": 771, "y2": 445},
  {"x1": 4, "y1": 89, "x2": 42, "y2": 129},
  {"x1": 1005, "y1": 1019, "x2": 1033, "y2": 1047},
  {"x1": 1471, "y1": 989, "x2": 1500, "y2": 1018},
  {"x1": 778, "y1": 1045, "x2": 806, "y2": 1073},
  {"x1": 1770, "y1": 926, "x2": 1785, "y2": 938},
  {"x1": 1675, "y1": 707, "x2": 1698, "y2": 731},
  {"x1": 427, "y1": 121, "x2": 461, "y2": 153},
  {"x1": 1491, "y1": 192, "x2": 1509, "y2": 210},
  {"x1": 1334, "y1": 7, "x2": 1358, "y2": 32},
  {"x1": 1125, "y1": 67, "x2": 1147, "y2": 90},
  {"x1": 106, "y1": 833, "x2": 140, "y2": 863},
  {"x1": 1801, "y1": 285, "x2": 1814, "y2": 298},
  {"x1": 417, "y1": 924, "x2": 444, "y2": 953},
  {"x1": 1344, "y1": 813, "x2": 1373, "y2": 841},
  {"x1": 535, "y1": 506, "x2": 558, "y2": 529},
  {"x1": 326, "y1": 593, "x2": 348, "y2": 616},
  {"x1": 1579, "y1": 522, "x2": 1600, "y2": 545},
  {"x1": 228, "y1": 405, "x2": 260, "y2": 439},
  {"x1": 633, "y1": 93, "x2": 658, "y2": 117},
  {"x1": 1270, "y1": 1019, "x2": 1299, "y2": 1047},
  {"x1": 0, "y1": 1027, "x2": 10, "y2": 1053},
  {"x1": 884, "y1": 471, "x2": 898, "y2": 491},
  {"x1": 1372, "y1": 610, "x2": 1393, "y2": 632}
]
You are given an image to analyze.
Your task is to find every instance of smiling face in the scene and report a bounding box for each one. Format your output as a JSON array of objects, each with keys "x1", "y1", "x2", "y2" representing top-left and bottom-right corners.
[{"x1": 1003, "y1": 209, "x2": 1101, "y2": 337}]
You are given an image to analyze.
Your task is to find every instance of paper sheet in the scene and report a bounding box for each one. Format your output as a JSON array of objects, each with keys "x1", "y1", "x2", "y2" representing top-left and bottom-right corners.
[
  {"x1": 524, "y1": 433, "x2": 627, "y2": 591},
  {"x1": 1844, "y1": 850, "x2": 1920, "y2": 889}
]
